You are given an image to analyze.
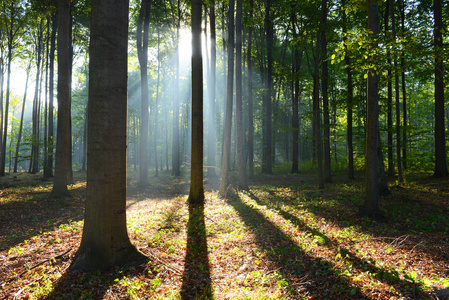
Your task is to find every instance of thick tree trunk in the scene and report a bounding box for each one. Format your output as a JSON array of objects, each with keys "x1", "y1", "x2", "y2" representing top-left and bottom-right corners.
[
  {"x1": 219, "y1": 0, "x2": 235, "y2": 196},
  {"x1": 433, "y1": 0, "x2": 448, "y2": 177},
  {"x1": 188, "y1": 0, "x2": 205, "y2": 205},
  {"x1": 52, "y1": 0, "x2": 72, "y2": 196},
  {"x1": 361, "y1": 0, "x2": 382, "y2": 218},
  {"x1": 72, "y1": 0, "x2": 147, "y2": 271}
]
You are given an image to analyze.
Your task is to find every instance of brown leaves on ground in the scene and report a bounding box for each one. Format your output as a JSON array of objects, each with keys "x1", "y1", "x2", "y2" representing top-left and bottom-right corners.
[{"x1": 0, "y1": 171, "x2": 448, "y2": 299}]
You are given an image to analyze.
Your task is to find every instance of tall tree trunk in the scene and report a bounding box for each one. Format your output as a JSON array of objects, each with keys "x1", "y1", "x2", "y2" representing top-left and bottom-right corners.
[
  {"x1": 432, "y1": 0, "x2": 448, "y2": 177},
  {"x1": 136, "y1": 0, "x2": 151, "y2": 186},
  {"x1": 390, "y1": 0, "x2": 403, "y2": 182},
  {"x1": 343, "y1": 6, "x2": 354, "y2": 180},
  {"x1": 361, "y1": 0, "x2": 382, "y2": 218},
  {"x1": 262, "y1": 0, "x2": 273, "y2": 174},
  {"x1": 400, "y1": 0, "x2": 407, "y2": 170},
  {"x1": 313, "y1": 0, "x2": 326, "y2": 189},
  {"x1": 247, "y1": 0, "x2": 254, "y2": 179},
  {"x1": 14, "y1": 63, "x2": 31, "y2": 173},
  {"x1": 219, "y1": 0, "x2": 235, "y2": 196},
  {"x1": 172, "y1": 0, "x2": 181, "y2": 176},
  {"x1": 52, "y1": 0, "x2": 72, "y2": 196},
  {"x1": 72, "y1": 0, "x2": 148, "y2": 271},
  {"x1": 321, "y1": 0, "x2": 331, "y2": 183},
  {"x1": 46, "y1": 6, "x2": 57, "y2": 178},
  {"x1": 292, "y1": 48, "x2": 301, "y2": 174},
  {"x1": 188, "y1": 0, "x2": 205, "y2": 205},
  {"x1": 235, "y1": 0, "x2": 247, "y2": 189},
  {"x1": 385, "y1": 3, "x2": 394, "y2": 177},
  {"x1": 207, "y1": 0, "x2": 217, "y2": 178},
  {"x1": 0, "y1": 22, "x2": 14, "y2": 176},
  {"x1": 154, "y1": 25, "x2": 161, "y2": 177}
]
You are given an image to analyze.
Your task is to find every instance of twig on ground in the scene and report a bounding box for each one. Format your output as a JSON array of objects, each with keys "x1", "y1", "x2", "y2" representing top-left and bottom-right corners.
[{"x1": 5, "y1": 248, "x2": 72, "y2": 283}]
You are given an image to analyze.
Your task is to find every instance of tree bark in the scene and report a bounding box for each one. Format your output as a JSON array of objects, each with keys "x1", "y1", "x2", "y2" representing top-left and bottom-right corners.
[
  {"x1": 188, "y1": 0, "x2": 205, "y2": 205},
  {"x1": 72, "y1": 0, "x2": 147, "y2": 270},
  {"x1": 219, "y1": 0, "x2": 235, "y2": 196},
  {"x1": 247, "y1": 0, "x2": 254, "y2": 178},
  {"x1": 136, "y1": 0, "x2": 151, "y2": 186},
  {"x1": 52, "y1": 0, "x2": 72, "y2": 196},
  {"x1": 235, "y1": 0, "x2": 247, "y2": 189},
  {"x1": 262, "y1": 0, "x2": 273, "y2": 174},
  {"x1": 172, "y1": 0, "x2": 181, "y2": 176},
  {"x1": 207, "y1": 0, "x2": 217, "y2": 178},
  {"x1": 432, "y1": 0, "x2": 448, "y2": 177},
  {"x1": 361, "y1": 0, "x2": 382, "y2": 218},
  {"x1": 320, "y1": 0, "x2": 331, "y2": 183}
]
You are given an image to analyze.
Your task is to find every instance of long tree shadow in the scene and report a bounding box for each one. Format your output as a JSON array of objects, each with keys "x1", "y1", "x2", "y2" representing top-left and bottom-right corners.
[
  {"x1": 247, "y1": 191, "x2": 432, "y2": 298},
  {"x1": 180, "y1": 203, "x2": 212, "y2": 299},
  {"x1": 227, "y1": 194, "x2": 370, "y2": 299}
]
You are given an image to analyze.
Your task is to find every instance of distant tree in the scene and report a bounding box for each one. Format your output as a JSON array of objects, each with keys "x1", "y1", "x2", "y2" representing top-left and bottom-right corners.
[
  {"x1": 247, "y1": 0, "x2": 254, "y2": 178},
  {"x1": 432, "y1": 0, "x2": 448, "y2": 177},
  {"x1": 136, "y1": 0, "x2": 151, "y2": 186},
  {"x1": 52, "y1": 0, "x2": 72, "y2": 196},
  {"x1": 262, "y1": 0, "x2": 273, "y2": 174},
  {"x1": 219, "y1": 0, "x2": 234, "y2": 196},
  {"x1": 206, "y1": 0, "x2": 217, "y2": 179},
  {"x1": 235, "y1": 0, "x2": 247, "y2": 189},
  {"x1": 321, "y1": 0, "x2": 331, "y2": 183},
  {"x1": 172, "y1": 0, "x2": 181, "y2": 177},
  {"x1": 72, "y1": 0, "x2": 147, "y2": 270}
]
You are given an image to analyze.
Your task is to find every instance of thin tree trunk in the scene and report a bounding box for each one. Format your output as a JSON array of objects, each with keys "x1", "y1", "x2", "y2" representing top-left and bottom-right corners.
[
  {"x1": 219, "y1": 0, "x2": 235, "y2": 196},
  {"x1": 400, "y1": 0, "x2": 407, "y2": 170},
  {"x1": 14, "y1": 63, "x2": 31, "y2": 173},
  {"x1": 47, "y1": 5, "x2": 57, "y2": 177},
  {"x1": 235, "y1": 0, "x2": 247, "y2": 189},
  {"x1": 172, "y1": 0, "x2": 181, "y2": 176},
  {"x1": 343, "y1": 6, "x2": 354, "y2": 180},
  {"x1": 247, "y1": 0, "x2": 254, "y2": 179},
  {"x1": 433, "y1": 0, "x2": 448, "y2": 177},
  {"x1": 390, "y1": 0, "x2": 403, "y2": 182},
  {"x1": 321, "y1": 0, "x2": 331, "y2": 183},
  {"x1": 207, "y1": 0, "x2": 217, "y2": 178},
  {"x1": 262, "y1": 0, "x2": 273, "y2": 174},
  {"x1": 136, "y1": 0, "x2": 151, "y2": 186}
]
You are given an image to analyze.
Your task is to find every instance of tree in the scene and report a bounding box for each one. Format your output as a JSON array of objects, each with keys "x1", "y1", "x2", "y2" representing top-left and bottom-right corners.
[
  {"x1": 262, "y1": 0, "x2": 273, "y2": 174},
  {"x1": 235, "y1": 0, "x2": 247, "y2": 189},
  {"x1": 321, "y1": 0, "x2": 331, "y2": 183},
  {"x1": 136, "y1": 0, "x2": 152, "y2": 187},
  {"x1": 172, "y1": 0, "x2": 181, "y2": 177},
  {"x1": 52, "y1": 0, "x2": 72, "y2": 196},
  {"x1": 219, "y1": 0, "x2": 235, "y2": 196},
  {"x1": 432, "y1": 0, "x2": 448, "y2": 177},
  {"x1": 247, "y1": 0, "x2": 254, "y2": 178},
  {"x1": 188, "y1": 0, "x2": 205, "y2": 205},
  {"x1": 360, "y1": 0, "x2": 382, "y2": 218},
  {"x1": 206, "y1": 0, "x2": 217, "y2": 178},
  {"x1": 72, "y1": 0, "x2": 147, "y2": 270}
]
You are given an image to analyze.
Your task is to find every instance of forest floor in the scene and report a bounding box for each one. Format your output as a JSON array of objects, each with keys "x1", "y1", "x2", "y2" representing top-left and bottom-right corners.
[{"x1": 1, "y1": 170, "x2": 449, "y2": 299}]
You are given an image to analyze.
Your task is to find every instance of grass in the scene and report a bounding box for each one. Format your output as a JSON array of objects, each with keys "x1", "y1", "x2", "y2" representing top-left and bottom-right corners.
[{"x1": 0, "y1": 171, "x2": 448, "y2": 299}]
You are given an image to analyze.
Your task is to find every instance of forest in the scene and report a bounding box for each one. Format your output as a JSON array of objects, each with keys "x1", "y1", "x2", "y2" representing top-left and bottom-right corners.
[{"x1": 1, "y1": 0, "x2": 449, "y2": 298}]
